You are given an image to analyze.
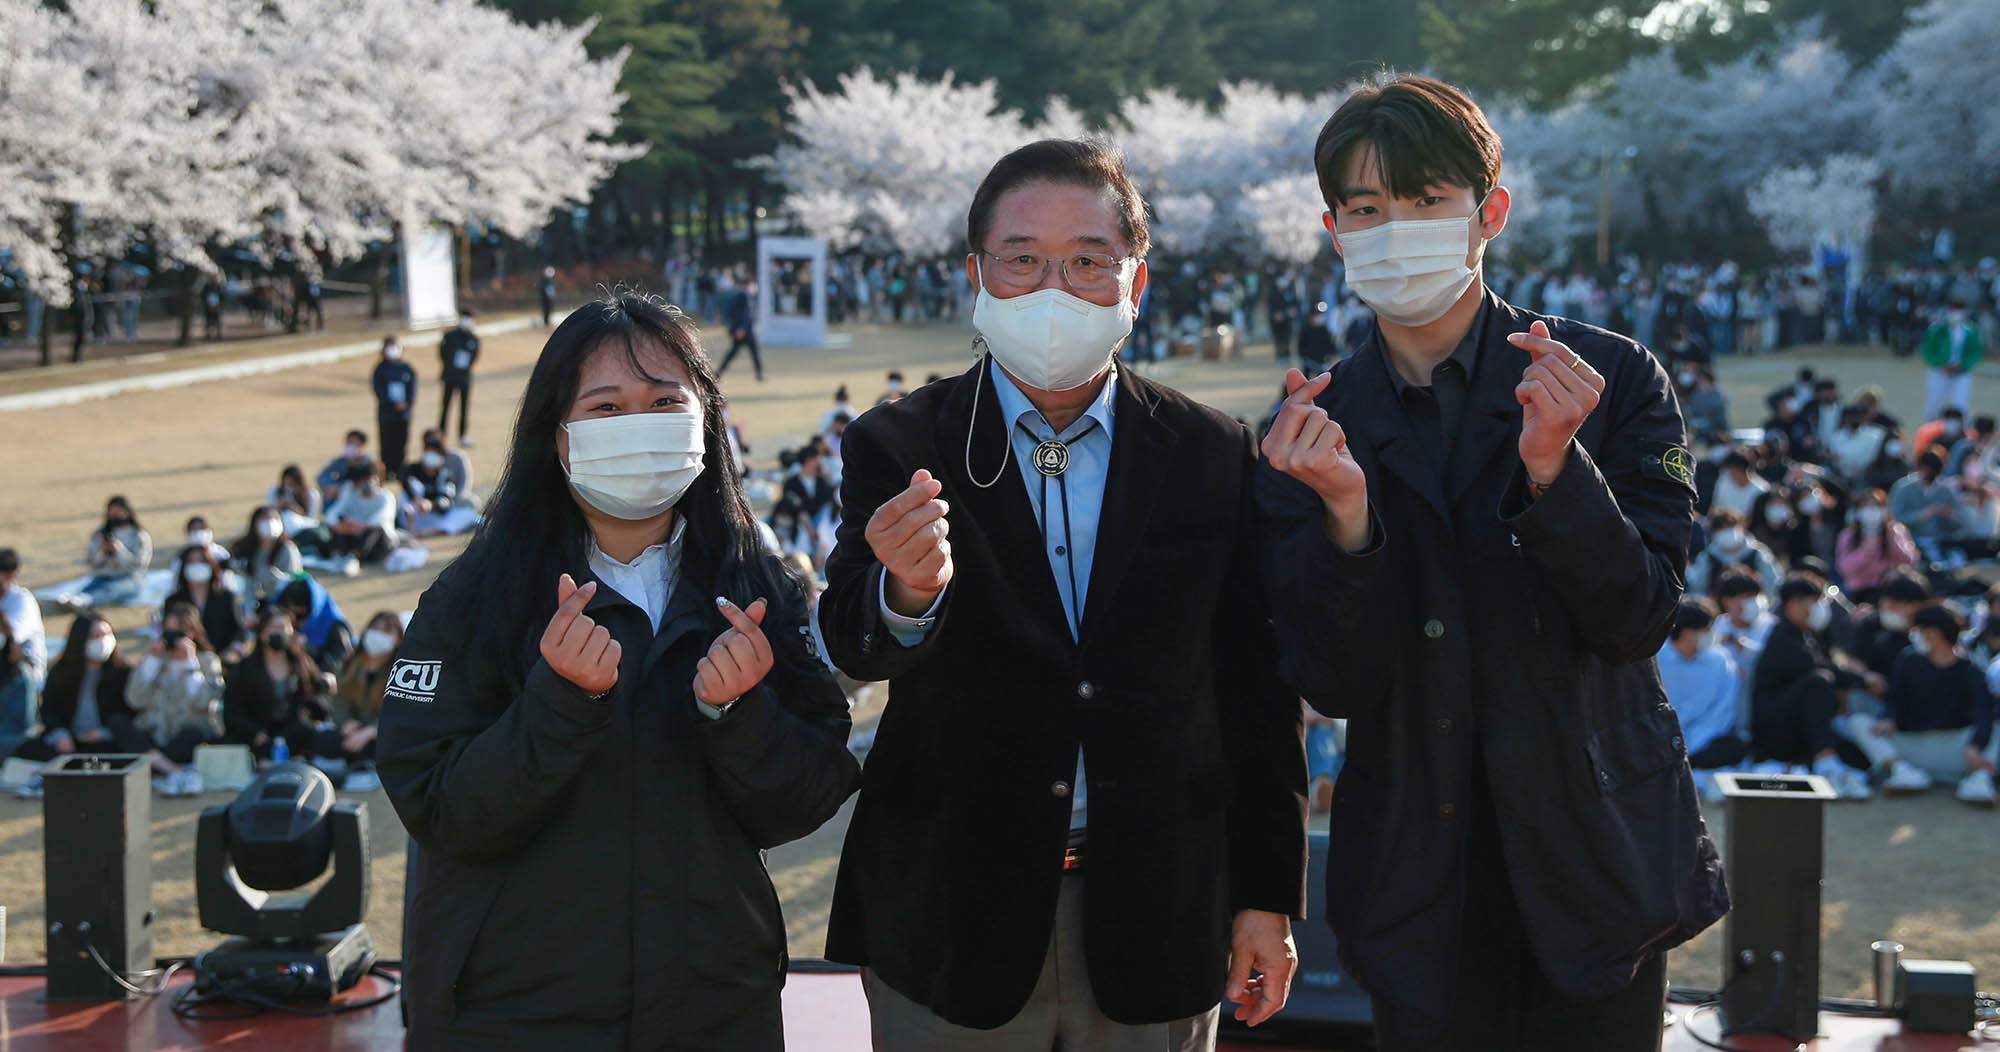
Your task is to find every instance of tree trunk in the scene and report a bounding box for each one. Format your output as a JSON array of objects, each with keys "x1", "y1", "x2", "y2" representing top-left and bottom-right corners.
[
  {"x1": 457, "y1": 226, "x2": 472, "y2": 305},
  {"x1": 370, "y1": 245, "x2": 387, "y2": 320}
]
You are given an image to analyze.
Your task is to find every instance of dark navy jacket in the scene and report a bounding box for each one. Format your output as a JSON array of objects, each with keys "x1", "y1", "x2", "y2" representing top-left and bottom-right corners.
[{"x1": 1256, "y1": 287, "x2": 1727, "y2": 1019}]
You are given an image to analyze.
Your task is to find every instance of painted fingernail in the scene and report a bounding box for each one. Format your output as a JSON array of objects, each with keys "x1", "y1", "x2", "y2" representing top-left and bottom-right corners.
[{"x1": 715, "y1": 596, "x2": 730, "y2": 608}]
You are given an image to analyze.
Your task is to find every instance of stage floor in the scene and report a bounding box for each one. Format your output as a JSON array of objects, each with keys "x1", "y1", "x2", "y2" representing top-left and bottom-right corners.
[{"x1": 0, "y1": 971, "x2": 1980, "y2": 1050}]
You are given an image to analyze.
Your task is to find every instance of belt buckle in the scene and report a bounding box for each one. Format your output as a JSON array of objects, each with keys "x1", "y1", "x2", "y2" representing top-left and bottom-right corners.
[{"x1": 1061, "y1": 845, "x2": 1084, "y2": 872}]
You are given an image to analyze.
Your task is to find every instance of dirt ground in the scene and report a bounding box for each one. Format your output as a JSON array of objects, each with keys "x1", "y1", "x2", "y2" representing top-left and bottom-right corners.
[{"x1": 0, "y1": 309, "x2": 1993, "y2": 1000}]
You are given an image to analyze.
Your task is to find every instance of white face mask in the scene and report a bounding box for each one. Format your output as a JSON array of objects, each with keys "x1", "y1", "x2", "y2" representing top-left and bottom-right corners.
[
  {"x1": 1334, "y1": 198, "x2": 1489, "y2": 327},
  {"x1": 383, "y1": 343, "x2": 403, "y2": 361},
  {"x1": 971, "y1": 261, "x2": 1137, "y2": 393},
  {"x1": 1908, "y1": 630, "x2": 1928, "y2": 652},
  {"x1": 1883, "y1": 440, "x2": 1904, "y2": 458},
  {"x1": 1879, "y1": 609, "x2": 1910, "y2": 632},
  {"x1": 421, "y1": 451, "x2": 445, "y2": 470},
  {"x1": 1857, "y1": 506, "x2": 1886, "y2": 532},
  {"x1": 1807, "y1": 599, "x2": 1833, "y2": 633},
  {"x1": 188, "y1": 529, "x2": 213, "y2": 548},
  {"x1": 257, "y1": 518, "x2": 285, "y2": 540},
  {"x1": 1714, "y1": 527, "x2": 1747, "y2": 552},
  {"x1": 459, "y1": 316, "x2": 474, "y2": 331},
  {"x1": 563, "y1": 410, "x2": 706, "y2": 521},
  {"x1": 1764, "y1": 504, "x2": 1792, "y2": 527},
  {"x1": 184, "y1": 563, "x2": 214, "y2": 585},
  {"x1": 1798, "y1": 493, "x2": 1825, "y2": 516},
  {"x1": 362, "y1": 628, "x2": 398, "y2": 657},
  {"x1": 84, "y1": 635, "x2": 116, "y2": 663},
  {"x1": 344, "y1": 443, "x2": 363, "y2": 459}
]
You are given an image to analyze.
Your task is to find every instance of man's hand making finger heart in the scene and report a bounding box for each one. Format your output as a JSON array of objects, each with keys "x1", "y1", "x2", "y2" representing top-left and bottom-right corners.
[
  {"x1": 1262, "y1": 368, "x2": 1370, "y2": 551},
  {"x1": 1510, "y1": 320, "x2": 1606, "y2": 488}
]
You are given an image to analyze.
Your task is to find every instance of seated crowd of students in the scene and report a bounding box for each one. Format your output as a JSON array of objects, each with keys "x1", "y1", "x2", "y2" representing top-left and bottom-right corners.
[
  {"x1": 1663, "y1": 367, "x2": 2000, "y2": 807},
  {"x1": 0, "y1": 425, "x2": 476, "y2": 796}
]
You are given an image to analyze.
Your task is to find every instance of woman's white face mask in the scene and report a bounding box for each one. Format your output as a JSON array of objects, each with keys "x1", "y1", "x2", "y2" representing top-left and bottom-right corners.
[{"x1": 562, "y1": 408, "x2": 706, "y2": 521}]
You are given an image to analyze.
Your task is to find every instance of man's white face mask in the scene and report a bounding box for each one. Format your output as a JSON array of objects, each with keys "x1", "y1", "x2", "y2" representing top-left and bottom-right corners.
[{"x1": 1335, "y1": 194, "x2": 1492, "y2": 327}]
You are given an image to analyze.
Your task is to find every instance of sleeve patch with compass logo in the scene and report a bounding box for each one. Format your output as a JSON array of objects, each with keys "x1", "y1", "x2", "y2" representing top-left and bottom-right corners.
[{"x1": 1639, "y1": 439, "x2": 1696, "y2": 492}]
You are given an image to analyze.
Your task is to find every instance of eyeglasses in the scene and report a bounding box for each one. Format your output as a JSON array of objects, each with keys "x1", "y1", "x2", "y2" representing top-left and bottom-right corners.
[{"x1": 981, "y1": 251, "x2": 1133, "y2": 292}]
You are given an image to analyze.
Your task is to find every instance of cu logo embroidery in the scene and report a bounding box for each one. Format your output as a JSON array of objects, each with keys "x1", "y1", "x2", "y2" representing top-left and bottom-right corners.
[{"x1": 385, "y1": 659, "x2": 443, "y2": 703}]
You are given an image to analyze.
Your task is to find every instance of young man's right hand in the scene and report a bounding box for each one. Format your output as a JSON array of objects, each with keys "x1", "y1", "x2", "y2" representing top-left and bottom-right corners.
[
  {"x1": 867, "y1": 469, "x2": 953, "y2": 615},
  {"x1": 1263, "y1": 369, "x2": 1370, "y2": 550}
]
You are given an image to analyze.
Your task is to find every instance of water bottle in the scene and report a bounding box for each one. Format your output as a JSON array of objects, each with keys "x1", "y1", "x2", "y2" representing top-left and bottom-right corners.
[{"x1": 271, "y1": 737, "x2": 290, "y2": 765}]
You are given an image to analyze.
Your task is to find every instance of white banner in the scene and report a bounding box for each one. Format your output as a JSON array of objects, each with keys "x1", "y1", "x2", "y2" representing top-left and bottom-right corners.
[{"x1": 402, "y1": 219, "x2": 458, "y2": 329}]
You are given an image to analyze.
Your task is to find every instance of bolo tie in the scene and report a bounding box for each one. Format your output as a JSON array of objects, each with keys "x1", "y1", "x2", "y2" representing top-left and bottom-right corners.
[
  {"x1": 1022, "y1": 416, "x2": 1096, "y2": 637},
  {"x1": 963, "y1": 355, "x2": 1097, "y2": 637}
]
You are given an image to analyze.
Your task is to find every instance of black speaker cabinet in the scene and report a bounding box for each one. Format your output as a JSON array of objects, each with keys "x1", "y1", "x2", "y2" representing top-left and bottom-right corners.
[
  {"x1": 1715, "y1": 772, "x2": 1836, "y2": 1041},
  {"x1": 42, "y1": 754, "x2": 153, "y2": 1000}
]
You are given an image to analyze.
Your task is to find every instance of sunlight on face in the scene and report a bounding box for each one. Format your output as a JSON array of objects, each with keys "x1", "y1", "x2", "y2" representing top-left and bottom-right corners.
[{"x1": 556, "y1": 339, "x2": 703, "y2": 472}]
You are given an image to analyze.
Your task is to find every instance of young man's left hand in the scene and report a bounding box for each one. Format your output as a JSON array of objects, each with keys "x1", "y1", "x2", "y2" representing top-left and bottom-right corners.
[{"x1": 1511, "y1": 320, "x2": 1606, "y2": 485}]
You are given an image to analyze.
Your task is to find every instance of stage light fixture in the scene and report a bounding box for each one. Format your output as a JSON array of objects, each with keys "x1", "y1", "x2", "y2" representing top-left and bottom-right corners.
[{"x1": 192, "y1": 761, "x2": 375, "y2": 999}]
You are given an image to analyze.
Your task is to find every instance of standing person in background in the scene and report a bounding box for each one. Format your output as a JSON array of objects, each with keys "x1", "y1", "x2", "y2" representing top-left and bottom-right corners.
[
  {"x1": 439, "y1": 310, "x2": 480, "y2": 447},
  {"x1": 1268, "y1": 274, "x2": 1299, "y2": 363},
  {"x1": 1298, "y1": 302, "x2": 1336, "y2": 373},
  {"x1": 299, "y1": 274, "x2": 324, "y2": 331},
  {"x1": 716, "y1": 280, "x2": 764, "y2": 381},
  {"x1": 539, "y1": 266, "x2": 558, "y2": 326},
  {"x1": 201, "y1": 279, "x2": 224, "y2": 341},
  {"x1": 1260, "y1": 75, "x2": 1723, "y2": 1049},
  {"x1": 820, "y1": 139, "x2": 1306, "y2": 1050},
  {"x1": 372, "y1": 336, "x2": 416, "y2": 475},
  {"x1": 1922, "y1": 297, "x2": 1982, "y2": 420}
]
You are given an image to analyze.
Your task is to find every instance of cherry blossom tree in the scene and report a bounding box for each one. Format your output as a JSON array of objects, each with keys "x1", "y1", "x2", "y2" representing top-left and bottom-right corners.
[
  {"x1": 0, "y1": 0, "x2": 635, "y2": 309},
  {"x1": 1874, "y1": 0, "x2": 2000, "y2": 201},
  {"x1": 1746, "y1": 155, "x2": 1882, "y2": 259}
]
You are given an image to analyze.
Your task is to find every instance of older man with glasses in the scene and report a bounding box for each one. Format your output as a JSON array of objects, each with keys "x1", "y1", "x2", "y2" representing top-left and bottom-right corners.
[{"x1": 817, "y1": 138, "x2": 1309, "y2": 1052}]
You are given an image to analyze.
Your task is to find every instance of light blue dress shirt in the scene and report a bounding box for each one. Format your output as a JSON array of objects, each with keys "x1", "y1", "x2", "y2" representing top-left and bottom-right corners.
[{"x1": 881, "y1": 357, "x2": 1118, "y2": 828}]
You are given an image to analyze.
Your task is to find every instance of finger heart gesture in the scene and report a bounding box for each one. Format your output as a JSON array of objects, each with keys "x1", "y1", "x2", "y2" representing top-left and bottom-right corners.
[
  {"x1": 542, "y1": 574, "x2": 621, "y2": 695},
  {"x1": 1510, "y1": 320, "x2": 1605, "y2": 483},
  {"x1": 694, "y1": 597, "x2": 774, "y2": 709}
]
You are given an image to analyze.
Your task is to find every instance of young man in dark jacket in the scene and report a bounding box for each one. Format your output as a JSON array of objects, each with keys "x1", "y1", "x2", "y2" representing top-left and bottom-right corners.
[{"x1": 1258, "y1": 75, "x2": 1725, "y2": 1050}]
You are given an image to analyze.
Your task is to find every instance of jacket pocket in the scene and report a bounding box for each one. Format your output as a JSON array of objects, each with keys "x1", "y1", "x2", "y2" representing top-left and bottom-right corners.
[
  {"x1": 1582, "y1": 704, "x2": 1683, "y2": 797},
  {"x1": 407, "y1": 865, "x2": 503, "y2": 1025}
]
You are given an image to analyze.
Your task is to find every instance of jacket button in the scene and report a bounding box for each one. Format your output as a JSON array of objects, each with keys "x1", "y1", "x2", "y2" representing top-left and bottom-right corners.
[
  {"x1": 1075, "y1": 681, "x2": 1096, "y2": 700},
  {"x1": 1600, "y1": 771, "x2": 1614, "y2": 787},
  {"x1": 1671, "y1": 736, "x2": 1685, "y2": 753},
  {"x1": 1051, "y1": 781, "x2": 1071, "y2": 798},
  {"x1": 1435, "y1": 717, "x2": 1454, "y2": 735},
  {"x1": 1424, "y1": 619, "x2": 1445, "y2": 640},
  {"x1": 1437, "y1": 803, "x2": 1456, "y2": 819}
]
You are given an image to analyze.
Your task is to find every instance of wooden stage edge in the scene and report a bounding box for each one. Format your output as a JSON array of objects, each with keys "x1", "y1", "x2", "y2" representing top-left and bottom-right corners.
[{"x1": 0, "y1": 968, "x2": 1984, "y2": 1051}]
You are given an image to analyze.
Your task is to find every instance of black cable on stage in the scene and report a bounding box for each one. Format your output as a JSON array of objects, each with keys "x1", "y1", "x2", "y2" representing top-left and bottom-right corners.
[{"x1": 171, "y1": 963, "x2": 402, "y2": 1020}]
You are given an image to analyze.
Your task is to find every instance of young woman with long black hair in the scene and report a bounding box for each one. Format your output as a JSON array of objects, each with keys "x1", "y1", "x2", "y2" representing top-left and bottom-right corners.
[{"x1": 378, "y1": 293, "x2": 859, "y2": 1049}]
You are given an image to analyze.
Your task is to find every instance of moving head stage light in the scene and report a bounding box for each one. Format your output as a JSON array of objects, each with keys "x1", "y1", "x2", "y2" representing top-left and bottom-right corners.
[{"x1": 192, "y1": 760, "x2": 376, "y2": 1001}]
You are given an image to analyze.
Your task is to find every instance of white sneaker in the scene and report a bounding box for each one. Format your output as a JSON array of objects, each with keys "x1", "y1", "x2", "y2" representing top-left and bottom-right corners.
[
  {"x1": 1955, "y1": 769, "x2": 1997, "y2": 808},
  {"x1": 341, "y1": 556, "x2": 362, "y2": 577},
  {"x1": 152, "y1": 776, "x2": 179, "y2": 796},
  {"x1": 1831, "y1": 770, "x2": 1873, "y2": 800},
  {"x1": 175, "y1": 769, "x2": 204, "y2": 795},
  {"x1": 1884, "y1": 763, "x2": 1935, "y2": 794}
]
